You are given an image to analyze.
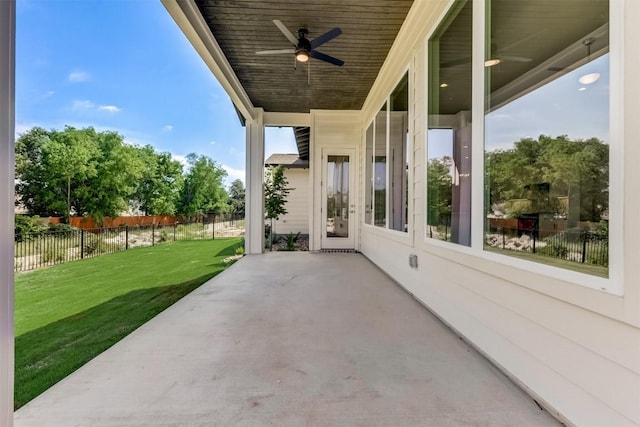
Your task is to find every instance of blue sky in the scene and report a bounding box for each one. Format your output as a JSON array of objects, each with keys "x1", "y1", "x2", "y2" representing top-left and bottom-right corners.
[{"x1": 16, "y1": 0, "x2": 297, "y2": 186}]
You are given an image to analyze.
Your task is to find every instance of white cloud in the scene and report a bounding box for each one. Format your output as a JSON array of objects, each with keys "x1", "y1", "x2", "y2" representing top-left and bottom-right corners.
[
  {"x1": 210, "y1": 140, "x2": 217, "y2": 145},
  {"x1": 43, "y1": 90, "x2": 55, "y2": 98},
  {"x1": 171, "y1": 154, "x2": 188, "y2": 167},
  {"x1": 68, "y1": 71, "x2": 90, "y2": 82},
  {"x1": 98, "y1": 105, "x2": 121, "y2": 113},
  {"x1": 162, "y1": 125, "x2": 173, "y2": 132},
  {"x1": 72, "y1": 99, "x2": 95, "y2": 111},
  {"x1": 14, "y1": 122, "x2": 40, "y2": 137},
  {"x1": 222, "y1": 164, "x2": 245, "y2": 184}
]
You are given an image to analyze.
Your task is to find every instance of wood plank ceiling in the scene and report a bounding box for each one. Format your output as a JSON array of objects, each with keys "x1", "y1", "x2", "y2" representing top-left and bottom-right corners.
[{"x1": 194, "y1": 0, "x2": 414, "y2": 114}]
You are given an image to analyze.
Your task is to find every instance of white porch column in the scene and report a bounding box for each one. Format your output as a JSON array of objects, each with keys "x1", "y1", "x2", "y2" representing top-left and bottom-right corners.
[
  {"x1": 245, "y1": 108, "x2": 264, "y2": 254},
  {"x1": 0, "y1": 1, "x2": 15, "y2": 426}
]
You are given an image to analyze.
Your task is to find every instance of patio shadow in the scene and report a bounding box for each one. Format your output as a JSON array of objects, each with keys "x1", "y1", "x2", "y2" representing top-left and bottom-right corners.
[{"x1": 14, "y1": 273, "x2": 218, "y2": 409}]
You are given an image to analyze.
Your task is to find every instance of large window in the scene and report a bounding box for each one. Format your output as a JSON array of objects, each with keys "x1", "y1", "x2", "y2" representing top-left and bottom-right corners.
[
  {"x1": 389, "y1": 73, "x2": 409, "y2": 232},
  {"x1": 427, "y1": 0, "x2": 472, "y2": 246},
  {"x1": 365, "y1": 73, "x2": 410, "y2": 232},
  {"x1": 374, "y1": 103, "x2": 387, "y2": 227},
  {"x1": 484, "y1": 0, "x2": 609, "y2": 277},
  {"x1": 365, "y1": 123, "x2": 374, "y2": 225}
]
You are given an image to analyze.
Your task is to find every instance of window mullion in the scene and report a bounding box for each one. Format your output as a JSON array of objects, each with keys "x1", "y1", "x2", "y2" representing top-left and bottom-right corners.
[{"x1": 471, "y1": 0, "x2": 486, "y2": 251}]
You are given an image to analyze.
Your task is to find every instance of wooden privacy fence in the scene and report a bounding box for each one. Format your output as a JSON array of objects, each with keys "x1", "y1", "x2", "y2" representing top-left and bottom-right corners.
[{"x1": 63, "y1": 215, "x2": 184, "y2": 229}]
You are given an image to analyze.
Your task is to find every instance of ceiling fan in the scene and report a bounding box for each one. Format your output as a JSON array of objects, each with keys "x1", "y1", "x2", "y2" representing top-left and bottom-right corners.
[
  {"x1": 256, "y1": 20, "x2": 344, "y2": 67},
  {"x1": 441, "y1": 29, "x2": 545, "y2": 70}
]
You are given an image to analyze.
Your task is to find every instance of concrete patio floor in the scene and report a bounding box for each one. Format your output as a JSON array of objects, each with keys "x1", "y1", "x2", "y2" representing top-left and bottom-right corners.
[{"x1": 15, "y1": 252, "x2": 559, "y2": 426}]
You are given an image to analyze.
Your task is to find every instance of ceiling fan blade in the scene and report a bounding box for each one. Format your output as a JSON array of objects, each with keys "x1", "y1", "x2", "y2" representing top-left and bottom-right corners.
[
  {"x1": 501, "y1": 55, "x2": 533, "y2": 63},
  {"x1": 310, "y1": 50, "x2": 344, "y2": 67},
  {"x1": 310, "y1": 27, "x2": 342, "y2": 49},
  {"x1": 498, "y1": 28, "x2": 548, "y2": 53},
  {"x1": 256, "y1": 49, "x2": 294, "y2": 55},
  {"x1": 273, "y1": 19, "x2": 298, "y2": 45}
]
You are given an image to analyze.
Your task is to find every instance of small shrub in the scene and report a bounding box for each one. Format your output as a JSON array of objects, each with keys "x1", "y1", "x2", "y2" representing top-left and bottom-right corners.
[
  {"x1": 40, "y1": 246, "x2": 66, "y2": 264},
  {"x1": 234, "y1": 245, "x2": 245, "y2": 256},
  {"x1": 586, "y1": 245, "x2": 608, "y2": 267},
  {"x1": 83, "y1": 234, "x2": 118, "y2": 256},
  {"x1": 285, "y1": 232, "x2": 300, "y2": 251},
  {"x1": 538, "y1": 242, "x2": 569, "y2": 258},
  {"x1": 159, "y1": 229, "x2": 169, "y2": 243},
  {"x1": 15, "y1": 215, "x2": 46, "y2": 241},
  {"x1": 590, "y1": 220, "x2": 608, "y2": 236},
  {"x1": 48, "y1": 223, "x2": 75, "y2": 232}
]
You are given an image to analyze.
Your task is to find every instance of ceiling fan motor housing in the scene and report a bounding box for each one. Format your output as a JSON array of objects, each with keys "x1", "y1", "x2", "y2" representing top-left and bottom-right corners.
[{"x1": 297, "y1": 29, "x2": 311, "y2": 52}]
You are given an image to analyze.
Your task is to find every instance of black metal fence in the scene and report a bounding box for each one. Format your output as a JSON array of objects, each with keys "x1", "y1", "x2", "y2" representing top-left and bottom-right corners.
[
  {"x1": 485, "y1": 227, "x2": 608, "y2": 267},
  {"x1": 14, "y1": 215, "x2": 245, "y2": 273}
]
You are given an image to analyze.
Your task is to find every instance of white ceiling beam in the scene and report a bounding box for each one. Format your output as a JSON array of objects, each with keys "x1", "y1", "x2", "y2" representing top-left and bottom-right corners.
[
  {"x1": 263, "y1": 112, "x2": 311, "y2": 127},
  {"x1": 161, "y1": 0, "x2": 256, "y2": 122}
]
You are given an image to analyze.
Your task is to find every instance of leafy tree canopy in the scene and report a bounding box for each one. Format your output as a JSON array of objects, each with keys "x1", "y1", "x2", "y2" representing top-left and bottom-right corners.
[
  {"x1": 15, "y1": 127, "x2": 230, "y2": 224},
  {"x1": 131, "y1": 146, "x2": 184, "y2": 215},
  {"x1": 227, "y1": 179, "x2": 245, "y2": 216},
  {"x1": 264, "y1": 165, "x2": 291, "y2": 221},
  {"x1": 485, "y1": 134, "x2": 608, "y2": 223},
  {"x1": 178, "y1": 153, "x2": 228, "y2": 218}
]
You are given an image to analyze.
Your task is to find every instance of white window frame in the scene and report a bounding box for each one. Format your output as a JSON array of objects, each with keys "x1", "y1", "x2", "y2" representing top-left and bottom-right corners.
[
  {"x1": 422, "y1": 0, "x2": 623, "y2": 296},
  {"x1": 363, "y1": 67, "x2": 413, "y2": 242}
]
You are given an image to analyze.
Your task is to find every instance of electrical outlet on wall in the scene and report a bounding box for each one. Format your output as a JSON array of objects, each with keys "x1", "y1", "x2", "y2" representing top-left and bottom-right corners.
[{"x1": 409, "y1": 254, "x2": 418, "y2": 269}]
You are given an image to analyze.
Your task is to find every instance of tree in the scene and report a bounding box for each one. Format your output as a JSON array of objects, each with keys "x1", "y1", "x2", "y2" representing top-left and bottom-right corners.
[
  {"x1": 264, "y1": 165, "x2": 291, "y2": 248},
  {"x1": 76, "y1": 131, "x2": 144, "y2": 223},
  {"x1": 426, "y1": 156, "x2": 453, "y2": 227},
  {"x1": 178, "y1": 153, "x2": 228, "y2": 219},
  {"x1": 485, "y1": 134, "x2": 609, "y2": 224},
  {"x1": 132, "y1": 146, "x2": 184, "y2": 215},
  {"x1": 15, "y1": 126, "x2": 147, "y2": 223},
  {"x1": 227, "y1": 179, "x2": 245, "y2": 216},
  {"x1": 15, "y1": 126, "x2": 99, "y2": 220},
  {"x1": 15, "y1": 127, "x2": 56, "y2": 215}
]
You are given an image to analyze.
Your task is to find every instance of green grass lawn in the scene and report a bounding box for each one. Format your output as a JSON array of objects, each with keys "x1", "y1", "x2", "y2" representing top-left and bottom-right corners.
[
  {"x1": 484, "y1": 246, "x2": 608, "y2": 278},
  {"x1": 14, "y1": 238, "x2": 243, "y2": 409}
]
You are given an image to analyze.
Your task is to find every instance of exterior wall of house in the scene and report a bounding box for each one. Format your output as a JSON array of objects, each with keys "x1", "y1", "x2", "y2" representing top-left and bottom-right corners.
[
  {"x1": 355, "y1": 1, "x2": 640, "y2": 425},
  {"x1": 273, "y1": 168, "x2": 310, "y2": 236}
]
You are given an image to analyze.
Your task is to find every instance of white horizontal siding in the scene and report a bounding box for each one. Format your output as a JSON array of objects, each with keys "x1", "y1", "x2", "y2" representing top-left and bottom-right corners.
[{"x1": 274, "y1": 168, "x2": 309, "y2": 235}]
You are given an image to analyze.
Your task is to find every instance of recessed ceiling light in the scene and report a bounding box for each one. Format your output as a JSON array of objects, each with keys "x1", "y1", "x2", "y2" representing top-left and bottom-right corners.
[
  {"x1": 440, "y1": 83, "x2": 448, "y2": 88},
  {"x1": 484, "y1": 58, "x2": 501, "y2": 67},
  {"x1": 578, "y1": 72, "x2": 600, "y2": 85},
  {"x1": 578, "y1": 87, "x2": 587, "y2": 91}
]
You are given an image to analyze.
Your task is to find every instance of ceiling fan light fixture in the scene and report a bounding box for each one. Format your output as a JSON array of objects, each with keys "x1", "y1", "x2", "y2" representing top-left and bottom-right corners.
[
  {"x1": 484, "y1": 58, "x2": 501, "y2": 67},
  {"x1": 295, "y1": 48, "x2": 310, "y2": 62},
  {"x1": 578, "y1": 72, "x2": 600, "y2": 85}
]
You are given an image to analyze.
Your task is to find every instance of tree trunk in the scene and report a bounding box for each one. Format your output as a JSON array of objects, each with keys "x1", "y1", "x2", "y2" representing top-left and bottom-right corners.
[{"x1": 66, "y1": 176, "x2": 71, "y2": 223}]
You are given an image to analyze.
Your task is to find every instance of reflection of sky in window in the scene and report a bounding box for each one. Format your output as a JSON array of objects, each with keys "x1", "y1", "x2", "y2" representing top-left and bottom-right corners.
[
  {"x1": 327, "y1": 163, "x2": 334, "y2": 194},
  {"x1": 427, "y1": 128, "x2": 454, "y2": 161},
  {"x1": 374, "y1": 162, "x2": 386, "y2": 190},
  {"x1": 486, "y1": 54, "x2": 609, "y2": 151}
]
